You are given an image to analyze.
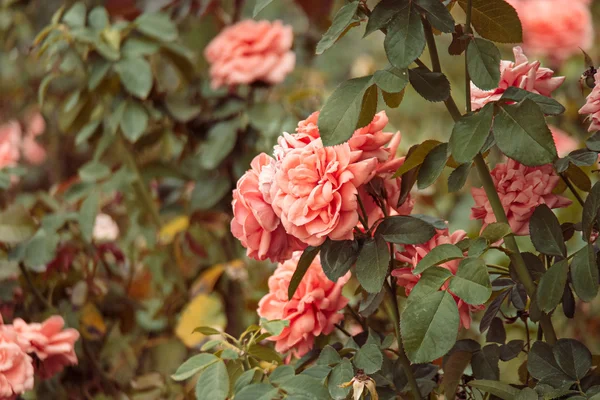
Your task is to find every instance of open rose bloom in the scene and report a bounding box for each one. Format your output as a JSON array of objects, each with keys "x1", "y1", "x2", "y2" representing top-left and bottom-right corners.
[{"x1": 580, "y1": 70, "x2": 600, "y2": 132}]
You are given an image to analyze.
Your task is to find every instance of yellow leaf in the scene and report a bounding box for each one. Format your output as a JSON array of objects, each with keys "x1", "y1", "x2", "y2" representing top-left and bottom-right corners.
[
  {"x1": 159, "y1": 216, "x2": 189, "y2": 244},
  {"x1": 175, "y1": 293, "x2": 227, "y2": 348},
  {"x1": 189, "y1": 265, "x2": 225, "y2": 296},
  {"x1": 80, "y1": 303, "x2": 107, "y2": 341}
]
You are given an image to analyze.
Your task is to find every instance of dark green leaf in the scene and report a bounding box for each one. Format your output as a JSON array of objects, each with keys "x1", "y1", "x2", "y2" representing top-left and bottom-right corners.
[
  {"x1": 472, "y1": 344, "x2": 500, "y2": 380},
  {"x1": 450, "y1": 103, "x2": 494, "y2": 164},
  {"x1": 500, "y1": 87, "x2": 566, "y2": 115},
  {"x1": 135, "y1": 12, "x2": 178, "y2": 42},
  {"x1": 248, "y1": 344, "x2": 283, "y2": 364},
  {"x1": 195, "y1": 360, "x2": 229, "y2": 400},
  {"x1": 413, "y1": 243, "x2": 463, "y2": 275},
  {"x1": 494, "y1": 100, "x2": 557, "y2": 166},
  {"x1": 457, "y1": 0, "x2": 522, "y2": 43},
  {"x1": 384, "y1": 2, "x2": 425, "y2": 69},
  {"x1": 190, "y1": 176, "x2": 230, "y2": 211},
  {"x1": 114, "y1": 58, "x2": 153, "y2": 99},
  {"x1": 467, "y1": 237, "x2": 488, "y2": 258},
  {"x1": 528, "y1": 341, "x2": 574, "y2": 387},
  {"x1": 468, "y1": 380, "x2": 520, "y2": 400},
  {"x1": 376, "y1": 215, "x2": 436, "y2": 244},
  {"x1": 317, "y1": 345, "x2": 341, "y2": 366},
  {"x1": 382, "y1": 89, "x2": 405, "y2": 108},
  {"x1": 481, "y1": 222, "x2": 511, "y2": 243},
  {"x1": 401, "y1": 291, "x2": 459, "y2": 363},
  {"x1": 516, "y1": 388, "x2": 538, "y2": 400},
  {"x1": 553, "y1": 339, "x2": 592, "y2": 381},
  {"x1": 499, "y1": 340, "x2": 524, "y2": 361},
  {"x1": 328, "y1": 359, "x2": 354, "y2": 399},
  {"x1": 356, "y1": 235, "x2": 390, "y2": 293},
  {"x1": 122, "y1": 38, "x2": 161, "y2": 58},
  {"x1": 585, "y1": 131, "x2": 600, "y2": 151},
  {"x1": 120, "y1": 101, "x2": 149, "y2": 142},
  {"x1": 288, "y1": 246, "x2": 320, "y2": 300},
  {"x1": 171, "y1": 354, "x2": 218, "y2": 381},
  {"x1": 567, "y1": 149, "x2": 598, "y2": 167},
  {"x1": 414, "y1": 0, "x2": 455, "y2": 33},
  {"x1": 279, "y1": 375, "x2": 331, "y2": 399},
  {"x1": 373, "y1": 67, "x2": 409, "y2": 93},
  {"x1": 448, "y1": 163, "x2": 472, "y2": 192},
  {"x1": 571, "y1": 244, "x2": 599, "y2": 302},
  {"x1": 486, "y1": 318, "x2": 506, "y2": 344},
  {"x1": 236, "y1": 384, "x2": 278, "y2": 400},
  {"x1": 407, "y1": 267, "x2": 453, "y2": 305},
  {"x1": 253, "y1": 0, "x2": 275, "y2": 16},
  {"x1": 359, "y1": 290, "x2": 386, "y2": 317},
  {"x1": 318, "y1": 76, "x2": 373, "y2": 146},
  {"x1": 199, "y1": 120, "x2": 239, "y2": 169},
  {"x1": 467, "y1": 38, "x2": 501, "y2": 91},
  {"x1": 394, "y1": 140, "x2": 441, "y2": 176},
  {"x1": 582, "y1": 181, "x2": 600, "y2": 242},
  {"x1": 364, "y1": 0, "x2": 399, "y2": 36},
  {"x1": 88, "y1": 59, "x2": 111, "y2": 91},
  {"x1": 78, "y1": 191, "x2": 99, "y2": 242},
  {"x1": 537, "y1": 259, "x2": 569, "y2": 313},
  {"x1": 79, "y1": 161, "x2": 111, "y2": 182},
  {"x1": 316, "y1": 2, "x2": 359, "y2": 55},
  {"x1": 0, "y1": 206, "x2": 37, "y2": 245},
  {"x1": 417, "y1": 142, "x2": 448, "y2": 189},
  {"x1": 192, "y1": 326, "x2": 221, "y2": 335},
  {"x1": 353, "y1": 344, "x2": 383, "y2": 374},
  {"x1": 529, "y1": 204, "x2": 566, "y2": 257},
  {"x1": 443, "y1": 351, "x2": 472, "y2": 397},
  {"x1": 165, "y1": 95, "x2": 202, "y2": 122},
  {"x1": 356, "y1": 85, "x2": 378, "y2": 130},
  {"x1": 408, "y1": 68, "x2": 450, "y2": 102},
  {"x1": 320, "y1": 239, "x2": 358, "y2": 281},
  {"x1": 448, "y1": 257, "x2": 492, "y2": 305}
]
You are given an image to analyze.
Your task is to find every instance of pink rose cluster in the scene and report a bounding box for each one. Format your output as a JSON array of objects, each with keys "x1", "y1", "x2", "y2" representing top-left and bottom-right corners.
[
  {"x1": 392, "y1": 229, "x2": 484, "y2": 329},
  {"x1": 471, "y1": 159, "x2": 571, "y2": 236},
  {"x1": 580, "y1": 70, "x2": 600, "y2": 132},
  {"x1": 471, "y1": 46, "x2": 564, "y2": 111},
  {"x1": 231, "y1": 110, "x2": 413, "y2": 263},
  {"x1": 204, "y1": 20, "x2": 295, "y2": 89},
  {"x1": 0, "y1": 112, "x2": 47, "y2": 171},
  {"x1": 506, "y1": 0, "x2": 593, "y2": 64},
  {"x1": 257, "y1": 255, "x2": 349, "y2": 358},
  {"x1": 0, "y1": 314, "x2": 79, "y2": 399}
]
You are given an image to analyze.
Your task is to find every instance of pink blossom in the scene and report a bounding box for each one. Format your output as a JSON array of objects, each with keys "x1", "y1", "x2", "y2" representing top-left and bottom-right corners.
[
  {"x1": 348, "y1": 111, "x2": 396, "y2": 162},
  {"x1": 21, "y1": 112, "x2": 46, "y2": 165},
  {"x1": 550, "y1": 126, "x2": 579, "y2": 157},
  {"x1": 0, "y1": 326, "x2": 34, "y2": 400},
  {"x1": 579, "y1": 70, "x2": 600, "y2": 132},
  {"x1": 0, "y1": 122, "x2": 21, "y2": 170},
  {"x1": 273, "y1": 112, "x2": 320, "y2": 160},
  {"x1": 93, "y1": 213, "x2": 120, "y2": 242},
  {"x1": 471, "y1": 46, "x2": 565, "y2": 110},
  {"x1": 470, "y1": 159, "x2": 571, "y2": 236},
  {"x1": 271, "y1": 139, "x2": 377, "y2": 246},
  {"x1": 392, "y1": 229, "x2": 483, "y2": 329},
  {"x1": 12, "y1": 316, "x2": 79, "y2": 379},
  {"x1": 257, "y1": 254, "x2": 349, "y2": 358},
  {"x1": 231, "y1": 153, "x2": 306, "y2": 262},
  {"x1": 506, "y1": 0, "x2": 593, "y2": 64},
  {"x1": 204, "y1": 20, "x2": 295, "y2": 89}
]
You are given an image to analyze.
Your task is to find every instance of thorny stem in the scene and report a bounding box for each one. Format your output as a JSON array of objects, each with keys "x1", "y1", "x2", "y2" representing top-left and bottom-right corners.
[{"x1": 560, "y1": 172, "x2": 585, "y2": 207}]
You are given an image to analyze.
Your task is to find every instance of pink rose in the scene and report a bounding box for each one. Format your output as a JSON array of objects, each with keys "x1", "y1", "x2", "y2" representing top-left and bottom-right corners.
[
  {"x1": 0, "y1": 328, "x2": 34, "y2": 399},
  {"x1": 471, "y1": 46, "x2": 565, "y2": 110},
  {"x1": 579, "y1": 71, "x2": 600, "y2": 132},
  {"x1": 392, "y1": 229, "x2": 484, "y2": 329},
  {"x1": 0, "y1": 122, "x2": 21, "y2": 170},
  {"x1": 22, "y1": 112, "x2": 46, "y2": 165},
  {"x1": 231, "y1": 153, "x2": 306, "y2": 262},
  {"x1": 506, "y1": 0, "x2": 593, "y2": 64},
  {"x1": 204, "y1": 20, "x2": 295, "y2": 89},
  {"x1": 470, "y1": 159, "x2": 572, "y2": 236},
  {"x1": 273, "y1": 112, "x2": 320, "y2": 160},
  {"x1": 271, "y1": 139, "x2": 377, "y2": 246},
  {"x1": 550, "y1": 126, "x2": 579, "y2": 157},
  {"x1": 12, "y1": 316, "x2": 79, "y2": 380},
  {"x1": 257, "y1": 254, "x2": 349, "y2": 358},
  {"x1": 348, "y1": 111, "x2": 396, "y2": 162}
]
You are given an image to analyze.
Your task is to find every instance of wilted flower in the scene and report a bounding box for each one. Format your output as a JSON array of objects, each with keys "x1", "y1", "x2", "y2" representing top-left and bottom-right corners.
[{"x1": 93, "y1": 213, "x2": 120, "y2": 242}]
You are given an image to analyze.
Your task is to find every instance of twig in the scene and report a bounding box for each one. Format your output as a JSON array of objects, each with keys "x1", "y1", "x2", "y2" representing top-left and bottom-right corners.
[
  {"x1": 18, "y1": 262, "x2": 53, "y2": 310},
  {"x1": 560, "y1": 172, "x2": 585, "y2": 207}
]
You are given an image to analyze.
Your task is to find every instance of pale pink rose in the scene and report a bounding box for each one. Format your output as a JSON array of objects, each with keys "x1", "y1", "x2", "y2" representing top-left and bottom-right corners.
[
  {"x1": 271, "y1": 139, "x2": 377, "y2": 246},
  {"x1": 579, "y1": 71, "x2": 600, "y2": 132},
  {"x1": 231, "y1": 153, "x2": 306, "y2": 262},
  {"x1": 93, "y1": 213, "x2": 120, "y2": 242},
  {"x1": 348, "y1": 111, "x2": 396, "y2": 161},
  {"x1": 506, "y1": 0, "x2": 593, "y2": 64},
  {"x1": 470, "y1": 159, "x2": 572, "y2": 236},
  {"x1": 0, "y1": 327, "x2": 34, "y2": 399},
  {"x1": 12, "y1": 316, "x2": 79, "y2": 379},
  {"x1": 0, "y1": 122, "x2": 21, "y2": 170},
  {"x1": 257, "y1": 254, "x2": 349, "y2": 358},
  {"x1": 550, "y1": 126, "x2": 579, "y2": 157},
  {"x1": 273, "y1": 112, "x2": 320, "y2": 160},
  {"x1": 21, "y1": 136, "x2": 46, "y2": 166},
  {"x1": 471, "y1": 46, "x2": 565, "y2": 110},
  {"x1": 204, "y1": 20, "x2": 295, "y2": 89},
  {"x1": 392, "y1": 229, "x2": 483, "y2": 329}
]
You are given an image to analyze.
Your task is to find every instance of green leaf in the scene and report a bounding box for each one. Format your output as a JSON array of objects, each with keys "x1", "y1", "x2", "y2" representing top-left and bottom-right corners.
[
  {"x1": 171, "y1": 353, "x2": 218, "y2": 381},
  {"x1": 382, "y1": 89, "x2": 405, "y2": 108},
  {"x1": 586, "y1": 131, "x2": 600, "y2": 151},
  {"x1": 417, "y1": 142, "x2": 448, "y2": 189},
  {"x1": 468, "y1": 380, "x2": 520, "y2": 400},
  {"x1": 165, "y1": 95, "x2": 201, "y2": 122},
  {"x1": 516, "y1": 388, "x2": 539, "y2": 400},
  {"x1": 316, "y1": 2, "x2": 359, "y2": 55},
  {"x1": 373, "y1": 67, "x2": 409, "y2": 93},
  {"x1": 443, "y1": 351, "x2": 472, "y2": 397},
  {"x1": 120, "y1": 101, "x2": 149, "y2": 142},
  {"x1": 288, "y1": 246, "x2": 320, "y2": 300},
  {"x1": 384, "y1": 2, "x2": 425, "y2": 69},
  {"x1": 122, "y1": 38, "x2": 161, "y2": 58},
  {"x1": 62, "y1": 2, "x2": 87, "y2": 28},
  {"x1": 192, "y1": 326, "x2": 221, "y2": 335},
  {"x1": 553, "y1": 339, "x2": 592, "y2": 381},
  {"x1": 318, "y1": 76, "x2": 373, "y2": 146},
  {"x1": 481, "y1": 222, "x2": 511, "y2": 243},
  {"x1": 328, "y1": 359, "x2": 353, "y2": 399},
  {"x1": 376, "y1": 215, "x2": 436, "y2": 244},
  {"x1": 353, "y1": 344, "x2": 383, "y2": 374},
  {"x1": 356, "y1": 235, "x2": 389, "y2": 293},
  {"x1": 407, "y1": 267, "x2": 453, "y2": 305},
  {"x1": 279, "y1": 375, "x2": 331, "y2": 399},
  {"x1": 582, "y1": 181, "x2": 600, "y2": 242},
  {"x1": 79, "y1": 161, "x2": 111, "y2": 182},
  {"x1": 494, "y1": 100, "x2": 557, "y2": 166},
  {"x1": 320, "y1": 239, "x2": 358, "y2": 282},
  {"x1": 14, "y1": 229, "x2": 59, "y2": 269},
  {"x1": 195, "y1": 360, "x2": 229, "y2": 400},
  {"x1": 571, "y1": 244, "x2": 599, "y2": 302},
  {"x1": 529, "y1": 204, "x2": 566, "y2": 257},
  {"x1": 260, "y1": 319, "x2": 290, "y2": 336},
  {"x1": 199, "y1": 120, "x2": 239, "y2": 169},
  {"x1": 408, "y1": 67, "x2": 450, "y2": 103},
  {"x1": 394, "y1": 140, "x2": 441, "y2": 176},
  {"x1": 500, "y1": 87, "x2": 565, "y2": 115},
  {"x1": 135, "y1": 12, "x2": 178, "y2": 42},
  {"x1": 537, "y1": 259, "x2": 569, "y2": 312},
  {"x1": 448, "y1": 257, "x2": 492, "y2": 305},
  {"x1": 414, "y1": 0, "x2": 455, "y2": 33},
  {"x1": 413, "y1": 244, "x2": 463, "y2": 275},
  {"x1": 0, "y1": 206, "x2": 36, "y2": 245},
  {"x1": 88, "y1": 59, "x2": 111, "y2": 91},
  {"x1": 467, "y1": 38, "x2": 501, "y2": 91},
  {"x1": 450, "y1": 104, "x2": 494, "y2": 164},
  {"x1": 88, "y1": 6, "x2": 109, "y2": 30},
  {"x1": 467, "y1": 237, "x2": 488, "y2": 258},
  {"x1": 253, "y1": 0, "x2": 275, "y2": 16},
  {"x1": 236, "y1": 384, "x2": 278, "y2": 400},
  {"x1": 402, "y1": 291, "x2": 459, "y2": 363},
  {"x1": 317, "y1": 345, "x2": 341, "y2": 366},
  {"x1": 114, "y1": 58, "x2": 153, "y2": 99},
  {"x1": 78, "y1": 191, "x2": 99, "y2": 242},
  {"x1": 247, "y1": 344, "x2": 283, "y2": 364},
  {"x1": 457, "y1": 0, "x2": 522, "y2": 43},
  {"x1": 448, "y1": 163, "x2": 471, "y2": 192},
  {"x1": 364, "y1": 0, "x2": 400, "y2": 36},
  {"x1": 356, "y1": 84, "x2": 378, "y2": 130},
  {"x1": 528, "y1": 341, "x2": 574, "y2": 387},
  {"x1": 190, "y1": 176, "x2": 230, "y2": 211}
]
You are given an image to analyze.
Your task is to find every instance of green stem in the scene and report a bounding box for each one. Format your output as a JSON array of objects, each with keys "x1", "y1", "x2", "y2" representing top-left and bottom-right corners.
[
  {"x1": 560, "y1": 173, "x2": 585, "y2": 207},
  {"x1": 19, "y1": 262, "x2": 54, "y2": 310},
  {"x1": 117, "y1": 136, "x2": 162, "y2": 228}
]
